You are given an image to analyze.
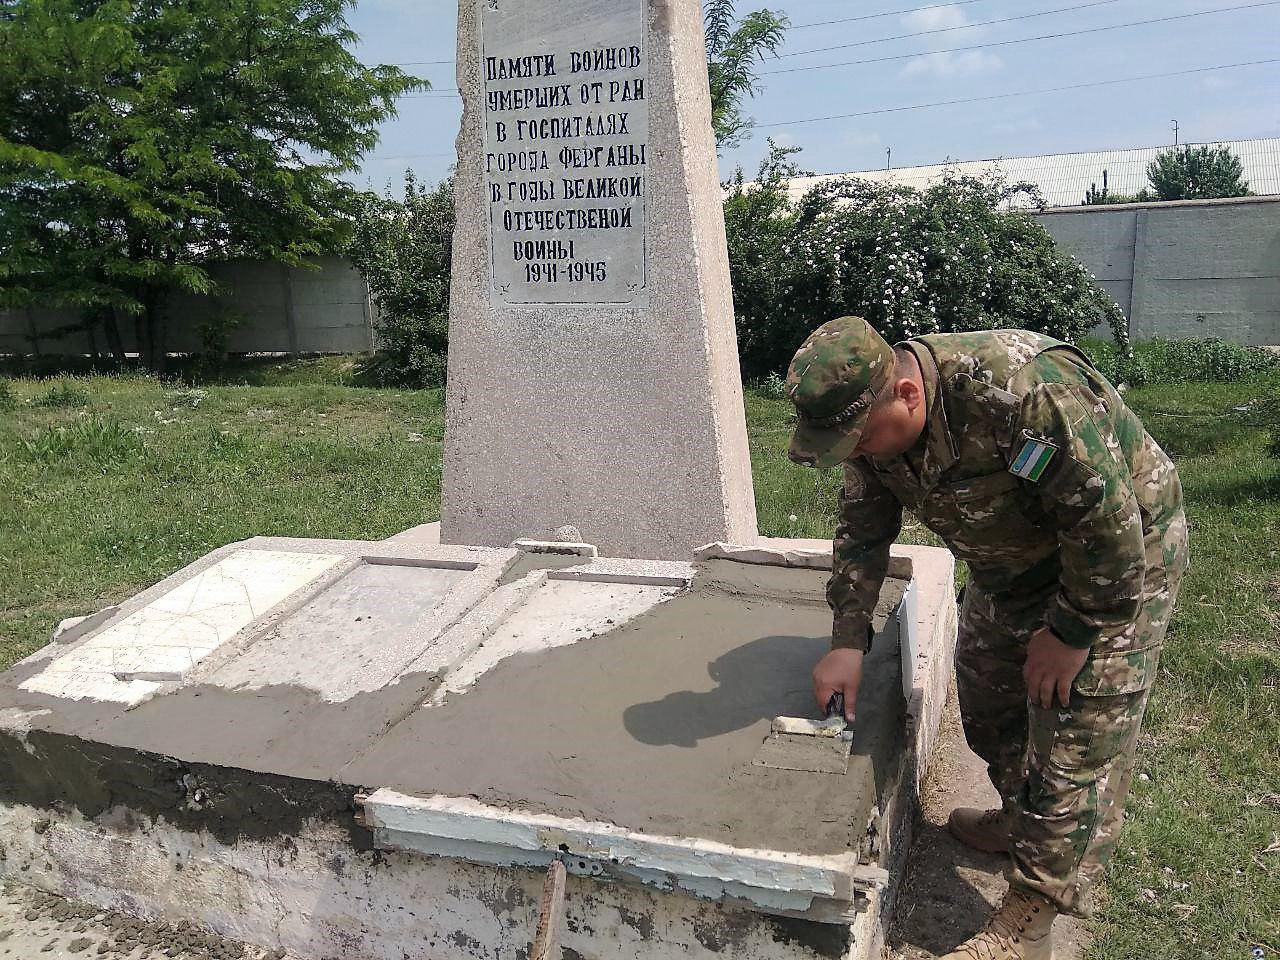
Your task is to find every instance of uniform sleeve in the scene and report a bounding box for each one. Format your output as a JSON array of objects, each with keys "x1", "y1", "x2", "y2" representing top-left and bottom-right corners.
[
  {"x1": 829, "y1": 460, "x2": 903, "y2": 651},
  {"x1": 1014, "y1": 379, "x2": 1147, "y2": 649}
]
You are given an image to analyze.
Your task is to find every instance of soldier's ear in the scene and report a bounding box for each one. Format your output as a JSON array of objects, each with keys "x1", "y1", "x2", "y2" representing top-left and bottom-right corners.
[{"x1": 895, "y1": 376, "x2": 924, "y2": 411}]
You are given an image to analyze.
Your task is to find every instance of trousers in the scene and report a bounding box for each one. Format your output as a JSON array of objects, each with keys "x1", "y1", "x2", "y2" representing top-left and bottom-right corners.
[{"x1": 955, "y1": 507, "x2": 1190, "y2": 916}]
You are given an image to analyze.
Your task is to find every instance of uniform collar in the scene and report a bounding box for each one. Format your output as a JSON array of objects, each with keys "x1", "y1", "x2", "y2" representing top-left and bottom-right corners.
[{"x1": 901, "y1": 339, "x2": 960, "y2": 482}]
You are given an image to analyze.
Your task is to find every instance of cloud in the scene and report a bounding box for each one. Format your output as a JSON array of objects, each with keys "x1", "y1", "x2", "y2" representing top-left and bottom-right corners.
[
  {"x1": 901, "y1": 50, "x2": 1004, "y2": 78},
  {"x1": 902, "y1": 4, "x2": 970, "y2": 32},
  {"x1": 1201, "y1": 76, "x2": 1233, "y2": 91}
]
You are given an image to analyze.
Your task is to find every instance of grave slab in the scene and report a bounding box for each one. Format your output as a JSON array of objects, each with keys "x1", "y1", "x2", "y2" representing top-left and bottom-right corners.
[{"x1": 0, "y1": 537, "x2": 957, "y2": 960}]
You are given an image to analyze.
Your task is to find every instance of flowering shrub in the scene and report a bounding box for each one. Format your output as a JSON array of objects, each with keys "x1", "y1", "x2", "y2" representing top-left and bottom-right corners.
[{"x1": 724, "y1": 143, "x2": 1135, "y2": 381}]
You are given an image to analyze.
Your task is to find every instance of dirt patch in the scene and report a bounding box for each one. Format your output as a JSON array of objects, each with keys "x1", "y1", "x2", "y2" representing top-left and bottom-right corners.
[{"x1": 0, "y1": 880, "x2": 288, "y2": 959}]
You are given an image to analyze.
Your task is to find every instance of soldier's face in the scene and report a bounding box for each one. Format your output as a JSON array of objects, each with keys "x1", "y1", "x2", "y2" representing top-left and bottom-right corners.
[{"x1": 853, "y1": 377, "x2": 927, "y2": 459}]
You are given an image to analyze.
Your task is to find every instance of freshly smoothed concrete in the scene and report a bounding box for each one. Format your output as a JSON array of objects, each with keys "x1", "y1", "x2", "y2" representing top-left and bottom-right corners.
[{"x1": 347, "y1": 560, "x2": 906, "y2": 855}]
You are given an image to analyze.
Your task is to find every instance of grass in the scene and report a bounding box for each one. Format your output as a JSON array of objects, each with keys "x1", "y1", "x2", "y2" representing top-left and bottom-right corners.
[{"x1": 1, "y1": 356, "x2": 1277, "y2": 958}]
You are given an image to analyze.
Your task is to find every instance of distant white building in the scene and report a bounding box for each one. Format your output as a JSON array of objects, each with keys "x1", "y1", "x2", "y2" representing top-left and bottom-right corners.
[{"x1": 783, "y1": 137, "x2": 1280, "y2": 209}]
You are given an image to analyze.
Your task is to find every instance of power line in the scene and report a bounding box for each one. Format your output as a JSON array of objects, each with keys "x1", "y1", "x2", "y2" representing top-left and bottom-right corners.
[
  {"x1": 378, "y1": 0, "x2": 1126, "y2": 69},
  {"x1": 761, "y1": 1, "x2": 1280, "y2": 76},
  {"x1": 755, "y1": 57, "x2": 1280, "y2": 127},
  {"x1": 400, "y1": 1, "x2": 1277, "y2": 99},
  {"x1": 369, "y1": 57, "x2": 1280, "y2": 158},
  {"x1": 781, "y1": 0, "x2": 1127, "y2": 58}
]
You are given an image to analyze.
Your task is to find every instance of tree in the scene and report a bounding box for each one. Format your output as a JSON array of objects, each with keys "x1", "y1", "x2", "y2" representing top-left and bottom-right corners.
[
  {"x1": 347, "y1": 171, "x2": 454, "y2": 387},
  {"x1": 1145, "y1": 145, "x2": 1250, "y2": 201},
  {"x1": 724, "y1": 142, "x2": 1137, "y2": 383},
  {"x1": 704, "y1": 0, "x2": 787, "y2": 151},
  {"x1": 0, "y1": 0, "x2": 421, "y2": 371}
]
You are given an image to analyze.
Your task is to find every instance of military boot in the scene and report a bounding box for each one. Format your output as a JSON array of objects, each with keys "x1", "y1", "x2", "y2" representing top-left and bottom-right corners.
[
  {"x1": 940, "y1": 887, "x2": 1056, "y2": 960},
  {"x1": 947, "y1": 806, "x2": 1011, "y2": 854}
]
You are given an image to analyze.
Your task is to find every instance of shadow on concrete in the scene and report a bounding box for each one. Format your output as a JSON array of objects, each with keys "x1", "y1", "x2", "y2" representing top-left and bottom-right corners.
[{"x1": 622, "y1": 634, "x2": 826, "y2": 748}]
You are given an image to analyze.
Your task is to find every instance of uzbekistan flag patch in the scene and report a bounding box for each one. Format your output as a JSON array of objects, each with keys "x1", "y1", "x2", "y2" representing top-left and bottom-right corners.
[{"x1": 1010, "y1": 436, "x2": 1058, "y2": 481}]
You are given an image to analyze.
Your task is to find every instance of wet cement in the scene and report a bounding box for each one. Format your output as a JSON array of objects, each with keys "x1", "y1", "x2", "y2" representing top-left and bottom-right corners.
[
  {"x1": 0, "y1": 560, "x2": 908, "y2": 858},
  {"x1": 495, "y1": 551, "x2": 593, "y2": 585},
  {"x1": 346, "y1": 560, "x2": 909, "y2": 855}
]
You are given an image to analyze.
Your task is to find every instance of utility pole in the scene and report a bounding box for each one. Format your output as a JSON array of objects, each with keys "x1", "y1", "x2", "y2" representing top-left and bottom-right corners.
[
  {"x1": 885, "y1": 147, "x2": 892, "y2": 171},
  {"x1": 1172, "y1": 119, "x2": 1179, "y2": 145}
]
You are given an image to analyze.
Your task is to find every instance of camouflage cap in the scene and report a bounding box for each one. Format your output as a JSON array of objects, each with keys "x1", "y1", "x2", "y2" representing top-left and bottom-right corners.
[{"x1": 785, "y1": 316, "x2": 896, "y2": 468}]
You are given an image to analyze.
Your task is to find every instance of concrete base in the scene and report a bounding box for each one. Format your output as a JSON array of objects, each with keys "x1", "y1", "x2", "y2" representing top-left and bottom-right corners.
[{"x1": 0, "y1": 536, "x2": 957, "y2": 960}]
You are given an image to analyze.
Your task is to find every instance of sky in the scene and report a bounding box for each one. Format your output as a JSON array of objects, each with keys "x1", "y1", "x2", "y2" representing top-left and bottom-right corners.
[{"x1": 342, "y1": 0, "x2": 1280, "y2": 192}]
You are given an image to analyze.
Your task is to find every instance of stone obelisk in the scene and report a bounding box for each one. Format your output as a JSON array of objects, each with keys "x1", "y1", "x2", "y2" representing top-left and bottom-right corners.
[{"x1": 440, "y1": 0, "x2": 757, "y2": 560}]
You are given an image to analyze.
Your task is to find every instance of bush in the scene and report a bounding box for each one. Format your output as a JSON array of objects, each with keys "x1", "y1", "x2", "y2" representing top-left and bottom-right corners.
[
  {"x1": 347, "y1": 171, "x2": 454, "y2": 388},
  {"x1": 723, "y1": 142, "x2": 1135, "y2": 381},
  {"x1": 0, "y1": 380, "x2": 14, "y2": 411}
]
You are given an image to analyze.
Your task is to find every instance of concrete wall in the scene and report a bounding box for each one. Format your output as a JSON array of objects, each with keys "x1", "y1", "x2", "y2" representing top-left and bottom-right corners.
[
  {"x1": 1034, "y1": 195, "x2": 1280, "y2": 345},
  {"x1": 0, "y1": 256, "x2": 375, "y2": 356}
]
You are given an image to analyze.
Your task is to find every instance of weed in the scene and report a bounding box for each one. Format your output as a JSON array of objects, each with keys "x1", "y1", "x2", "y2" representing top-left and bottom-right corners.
[
  {"x1": 31, "y1": 381, "x2": 91, "y2": 408},
  {"x1": 18, "y1": 417, "x2": 144, "y2": 465}
]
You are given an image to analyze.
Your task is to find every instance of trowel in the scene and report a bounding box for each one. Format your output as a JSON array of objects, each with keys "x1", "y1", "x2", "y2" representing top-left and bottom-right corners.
[{"x1": 751, "y1": 693, "x2": 854, "y2": 774}]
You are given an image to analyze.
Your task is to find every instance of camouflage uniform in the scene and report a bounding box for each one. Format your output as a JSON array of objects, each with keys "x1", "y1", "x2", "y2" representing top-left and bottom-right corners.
[{"x1": 786, "y1": 318, "x2": 1189, "y2": 918}]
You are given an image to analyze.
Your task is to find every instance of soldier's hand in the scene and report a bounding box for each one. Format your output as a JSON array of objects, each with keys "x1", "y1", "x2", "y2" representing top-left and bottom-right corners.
[
  {"x1": 813, "y1": 648, "x2": 863, "y2": 722},
  {"x1": 1024, "y1": 627, "x2": 1090, "y2": 708}
]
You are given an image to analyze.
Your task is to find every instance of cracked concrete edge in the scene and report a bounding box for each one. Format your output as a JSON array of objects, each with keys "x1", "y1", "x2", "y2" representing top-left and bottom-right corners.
[{"x1": 0, "y1": 801, "x2": 876, "y2": 960}]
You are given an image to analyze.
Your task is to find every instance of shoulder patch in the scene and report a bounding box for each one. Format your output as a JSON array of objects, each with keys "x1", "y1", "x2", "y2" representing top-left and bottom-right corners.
[{"x1": 1009, "y1": 433, "x2": 1058, "y2": 481}]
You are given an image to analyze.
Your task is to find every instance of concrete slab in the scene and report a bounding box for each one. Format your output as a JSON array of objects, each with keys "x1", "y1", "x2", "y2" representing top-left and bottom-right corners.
[
  {"x1": 19, "y1": 550, "x2": 345, "y2": 704},
  {"x1": 0, "y1": 879, "x2": 292, "y2": 960},
  {"x1": 345, "y1": 560, "x2": 908, "y2": 858},
  {"x1": 0, "y1": 538, "x2": 959, "y2": 960},
  {"x1": 433, "y1": 575, "x2": 681, "y2": 698},
  {"x1": 380, "y1": 520, "x2": 441, "y2": 545},
  {"x1": 204, "y1": 558, "x2": 510, "y2": 702}
]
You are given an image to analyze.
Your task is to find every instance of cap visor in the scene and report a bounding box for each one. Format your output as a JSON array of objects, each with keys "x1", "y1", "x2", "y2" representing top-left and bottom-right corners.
[{"x1": 788, "y1": 418, "x2": 866, "y2": 469}]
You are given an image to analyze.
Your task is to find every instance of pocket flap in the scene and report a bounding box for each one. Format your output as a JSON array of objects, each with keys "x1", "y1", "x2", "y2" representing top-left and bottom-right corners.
[{"x1": 1073, "y1": 646, "x2": 1161, "y2": 696}]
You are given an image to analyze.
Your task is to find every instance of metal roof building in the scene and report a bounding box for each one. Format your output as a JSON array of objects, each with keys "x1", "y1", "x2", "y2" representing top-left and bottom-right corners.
[{"x1": 784, "y1": 137, "x2": 1280, "y2": 208}]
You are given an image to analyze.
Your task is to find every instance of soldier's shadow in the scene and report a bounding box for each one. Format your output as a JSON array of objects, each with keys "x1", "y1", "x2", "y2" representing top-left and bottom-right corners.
[
  {"x1": 890, "y1": 816, "x2": 1008, "y2": 954},
  {"x1": 621, "y1": 634, "x2": 826, "y2": 748}
]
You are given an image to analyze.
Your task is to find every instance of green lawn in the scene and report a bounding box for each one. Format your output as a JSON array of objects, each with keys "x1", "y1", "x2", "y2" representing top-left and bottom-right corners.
[{"x1": 1, "y1": 357, "x2": 1277, "y2": 958}]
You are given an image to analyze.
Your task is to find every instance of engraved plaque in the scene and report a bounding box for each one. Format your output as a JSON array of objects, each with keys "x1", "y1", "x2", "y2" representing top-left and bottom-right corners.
[{"x1": 480, "y1": 0, "x2": 649, "y2": 306}]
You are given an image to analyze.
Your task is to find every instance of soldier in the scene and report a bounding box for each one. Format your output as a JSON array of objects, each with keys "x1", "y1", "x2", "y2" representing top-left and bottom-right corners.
[{"x1": 785, "y1": 316, "x2": 1189, "y2": 960}]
